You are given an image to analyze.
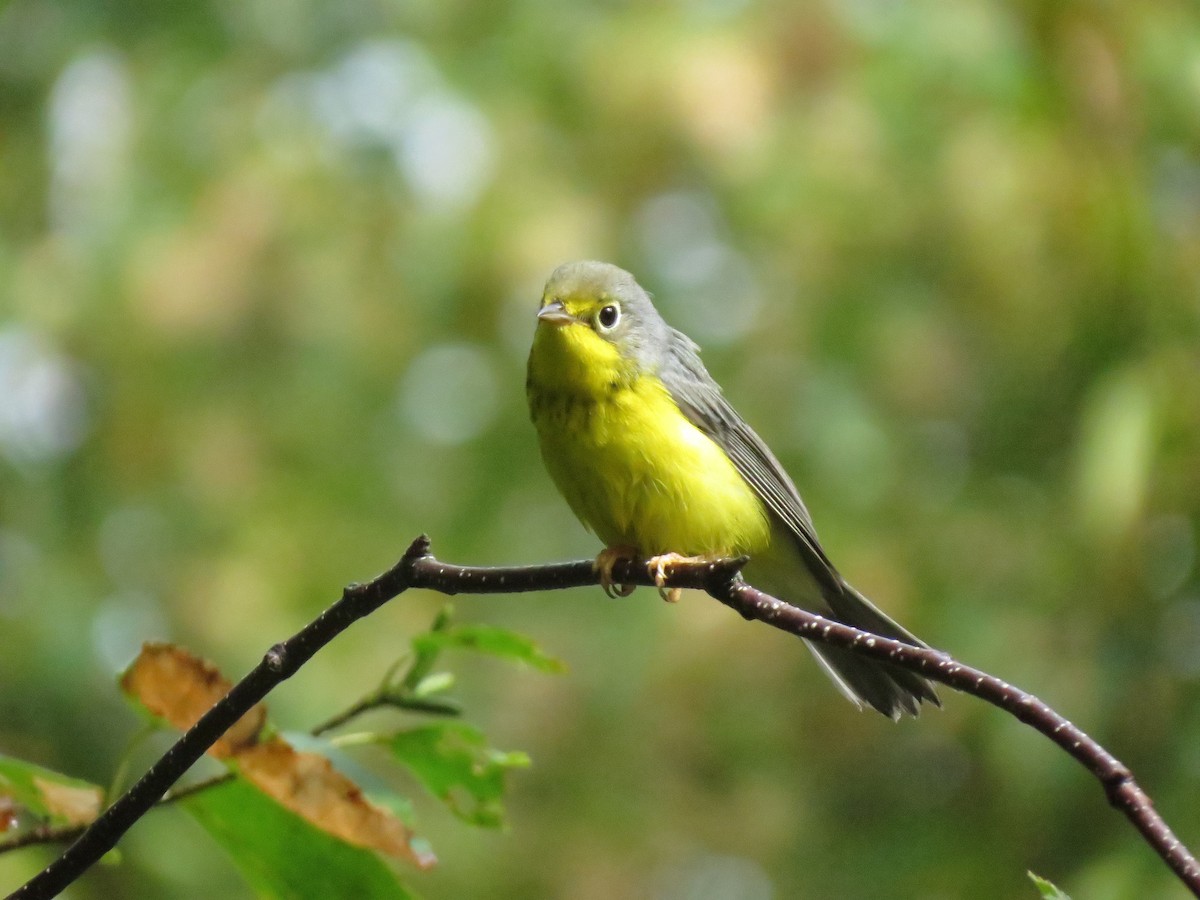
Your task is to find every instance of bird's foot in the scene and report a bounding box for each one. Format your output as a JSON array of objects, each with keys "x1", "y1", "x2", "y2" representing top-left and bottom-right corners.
[
  {"x1": 595, "y1": 546, "x2": 638, "y2": 598},
  {"x1": 646, "y1": 553, "x2": 707, "y2": 603}
]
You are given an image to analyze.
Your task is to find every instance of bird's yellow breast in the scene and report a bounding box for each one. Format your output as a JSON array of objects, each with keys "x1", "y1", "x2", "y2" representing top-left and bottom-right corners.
[{"x1": 527, "y1": 322, "x2": 770, "y2": 556}]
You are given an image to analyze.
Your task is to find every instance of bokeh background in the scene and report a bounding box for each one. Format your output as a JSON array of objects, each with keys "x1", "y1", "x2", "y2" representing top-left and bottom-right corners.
[{"x1": 3, "y1": 0, "x2": 1200, "y2": 897}]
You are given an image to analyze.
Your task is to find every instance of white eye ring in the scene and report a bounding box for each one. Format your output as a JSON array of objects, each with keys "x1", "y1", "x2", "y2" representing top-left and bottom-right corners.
[{"x1": 596, "y1": 303, "x2": 621, "y2": 330}]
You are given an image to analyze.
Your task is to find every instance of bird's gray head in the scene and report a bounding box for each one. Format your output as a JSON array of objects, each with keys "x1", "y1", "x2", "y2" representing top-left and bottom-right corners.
[{"x1": 536, "y1": 260, "x2": 671, "y2": 372}]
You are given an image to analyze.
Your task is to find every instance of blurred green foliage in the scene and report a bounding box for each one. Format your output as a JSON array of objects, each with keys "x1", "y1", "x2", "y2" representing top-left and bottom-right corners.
[{"x1": 1, "y1": 0, "x2": 1199, "y2": 897}]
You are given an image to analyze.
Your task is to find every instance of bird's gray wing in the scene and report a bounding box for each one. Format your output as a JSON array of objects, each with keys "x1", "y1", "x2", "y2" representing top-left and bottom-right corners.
[
  {"x1": 656, "y1": 329, "x2": 842, "y2": 596},
  {"x1": 658, "y1": 329, "x2": 939, "y2": 714}
]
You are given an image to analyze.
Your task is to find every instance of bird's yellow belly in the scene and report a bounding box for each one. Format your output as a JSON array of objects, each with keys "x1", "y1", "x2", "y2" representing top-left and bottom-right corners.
[{"x1": 531, "y1": 376, "x2": 770, "y2": 557}]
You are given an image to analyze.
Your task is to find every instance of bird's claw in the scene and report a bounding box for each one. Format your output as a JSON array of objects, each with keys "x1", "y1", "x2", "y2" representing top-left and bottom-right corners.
[
  {"x1": 647, "y1": 553, "x2": 695, "y2": 603},
  {"x1": 596, "y1": 549, "x2": 707, "y2": 602},
  {"x1": 595, "y1": 546, "x2": 637, "y2": 598}
]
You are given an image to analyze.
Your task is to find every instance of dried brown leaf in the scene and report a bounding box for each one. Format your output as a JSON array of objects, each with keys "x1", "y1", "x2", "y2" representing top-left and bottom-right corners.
[
  {"x1": 119, "y1": 643, "x2": 434, "y2": 870},
  {"x1": 120, "y1": 642, "x2": 265, "y2": 758},
  {"x1": 235, "y1": 739, "x2": 435, "y2": 869},
  {"x1": 32, "y1": 777, "x2": 102, "y2": 827}
]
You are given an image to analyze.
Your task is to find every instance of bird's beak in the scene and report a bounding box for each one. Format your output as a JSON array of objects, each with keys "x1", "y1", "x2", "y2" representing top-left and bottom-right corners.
[{"x1": 536, "y1": 300, "x2": 577, "y2": 326}]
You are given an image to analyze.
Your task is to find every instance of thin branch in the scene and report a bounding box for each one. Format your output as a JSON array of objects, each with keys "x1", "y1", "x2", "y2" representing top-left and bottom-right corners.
[
  {"x1": 703, "y1": 578, "x2": 1200, "y2": 896},
  {"x1": 6, "y1": 536, "x2": 1198, "y2": 899},
  {"x1": 309, "y1": 688, "x2": 461, "y2": 737},
  {"x1": 0, "y1": 773, "x2": 237, "y2": 859},
  {"x1": 0, "y1": 827, "x2": 86, "y2": 856}
]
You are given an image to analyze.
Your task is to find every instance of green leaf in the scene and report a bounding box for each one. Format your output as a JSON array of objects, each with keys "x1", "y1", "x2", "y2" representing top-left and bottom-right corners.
[
  {"x1": 183, "y1": 778, "x2": 420, "y2": 900},
  {"x1": 411, "y1": 624, "x2": 567, "y2": 674},
  {"x1": 400, "y1": 608, "x2": 456, "y2": 691},
  {"x1": 0, "y1": 754, "x2": 103, "y2": 827},
  {"x1": 412, "y1": 672, "x2": 455, "y2": 697},
  {"x1": 1028, "y1": 871, "x2": 1072, "y2": 899},
  {"x1": 386, "y1": 723, "x2": 530, "y2": 828}
]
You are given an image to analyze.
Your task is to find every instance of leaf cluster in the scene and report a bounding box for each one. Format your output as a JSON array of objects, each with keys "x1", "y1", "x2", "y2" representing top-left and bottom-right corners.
[{"x1": 0, "y1": 608, "x2": 561, "y2": 898}]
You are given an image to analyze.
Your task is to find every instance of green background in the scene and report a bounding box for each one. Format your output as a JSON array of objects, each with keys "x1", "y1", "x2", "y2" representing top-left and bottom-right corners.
[{"x1": 2, "y1": 0, "x2": 1199, "y2": 897}]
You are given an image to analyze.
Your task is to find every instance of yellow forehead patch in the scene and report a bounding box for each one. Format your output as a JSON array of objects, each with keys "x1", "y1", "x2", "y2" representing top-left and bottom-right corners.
[{"x1": 542, "y1": 293, "x2": 607, "y2": 320}]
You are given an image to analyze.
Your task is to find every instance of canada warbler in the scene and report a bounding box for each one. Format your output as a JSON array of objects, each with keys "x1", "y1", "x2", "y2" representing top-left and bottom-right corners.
[{"x1": 526, "y1": 260, "x2": 938, "y2": 719}]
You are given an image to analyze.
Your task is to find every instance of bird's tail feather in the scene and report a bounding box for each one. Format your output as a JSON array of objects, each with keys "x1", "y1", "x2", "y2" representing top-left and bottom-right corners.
[{"x1": 808, "y1": 581, "x2": 940, "y2": 720}]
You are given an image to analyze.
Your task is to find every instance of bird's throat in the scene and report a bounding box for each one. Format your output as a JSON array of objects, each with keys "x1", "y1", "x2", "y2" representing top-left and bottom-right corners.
[{"x1": 526, "y1": 322, "x2": 637, "y2": 412}]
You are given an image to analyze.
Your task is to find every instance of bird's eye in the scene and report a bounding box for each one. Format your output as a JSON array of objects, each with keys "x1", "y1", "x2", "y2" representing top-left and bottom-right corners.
[{"x1": 596, "y1": 303, "x2": 620, "y2": 330}]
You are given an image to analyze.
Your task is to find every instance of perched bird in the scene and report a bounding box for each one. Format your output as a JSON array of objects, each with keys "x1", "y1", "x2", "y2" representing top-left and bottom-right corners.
[{"x1": 525, "y1": 260, "x2": 939, "y2": 719}]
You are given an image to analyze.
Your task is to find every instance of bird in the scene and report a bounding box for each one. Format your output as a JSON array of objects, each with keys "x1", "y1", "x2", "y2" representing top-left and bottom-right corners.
[{"x1": 525, "y1": 260, "x2": 939, "y2": 719}]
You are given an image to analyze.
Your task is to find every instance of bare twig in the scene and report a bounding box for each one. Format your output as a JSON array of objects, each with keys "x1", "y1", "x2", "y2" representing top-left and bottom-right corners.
[
  {"x1": 0, "y1": 827, "x2": 86, "y2": 856},
  {"x1": 309, "y1": 693, "x2": 460, "y2": 737},
  {"x1": 6, "y1": 536, "x2": 1197, "y2": 899},
  {"x1": 703, "y1": 578, "x2": 1200, "y2": 896}
]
